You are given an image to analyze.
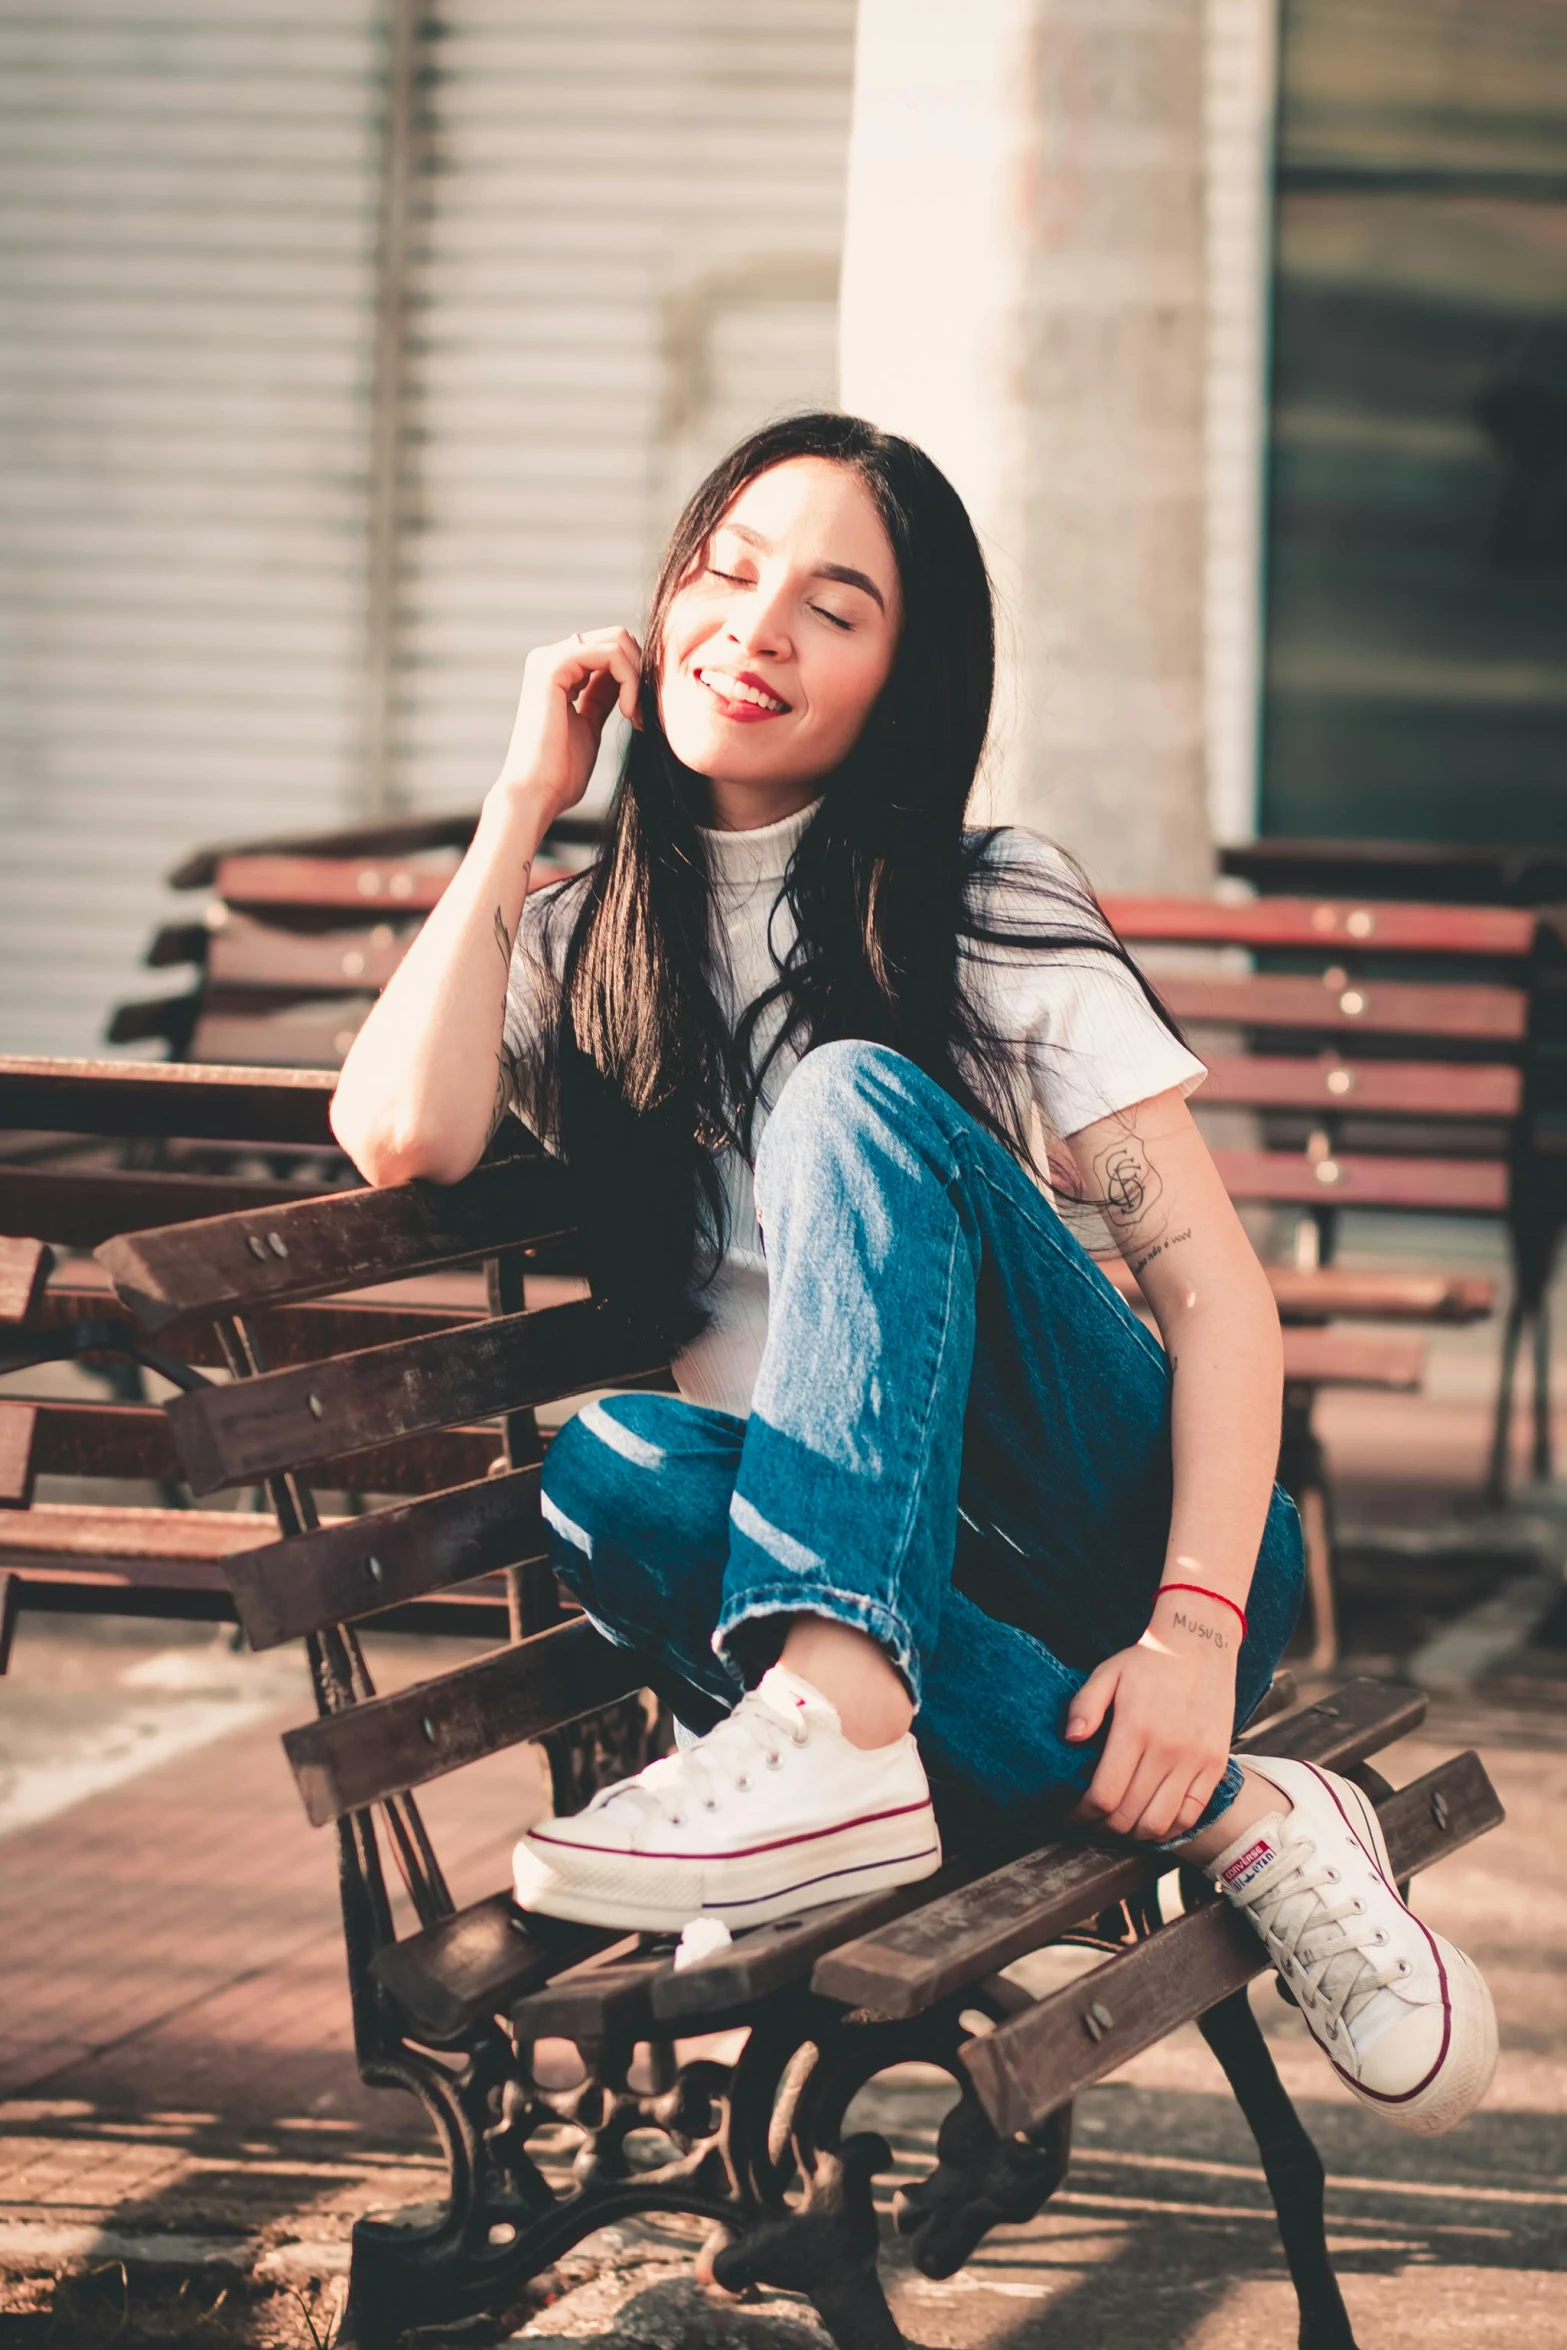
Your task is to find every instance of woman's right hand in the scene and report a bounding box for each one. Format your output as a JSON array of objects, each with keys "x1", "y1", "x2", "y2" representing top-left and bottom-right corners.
[{"x1": 494, "y1": 626, "x2": 644, "y2": 825}]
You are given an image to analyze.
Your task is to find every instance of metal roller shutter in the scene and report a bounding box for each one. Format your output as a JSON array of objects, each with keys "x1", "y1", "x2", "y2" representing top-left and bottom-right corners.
[
  {"x1": 0, "y1": 0, "x2": 387, "y2": 1055},
  {"x1": 390, "y1": 0, "x2": 856, "y2": 815}
]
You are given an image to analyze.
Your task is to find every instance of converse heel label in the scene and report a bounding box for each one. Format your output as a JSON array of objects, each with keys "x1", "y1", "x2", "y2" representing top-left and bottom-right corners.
[{"x1": 1220, "y1": 1838, "x2": 1278, "y2": 1898}]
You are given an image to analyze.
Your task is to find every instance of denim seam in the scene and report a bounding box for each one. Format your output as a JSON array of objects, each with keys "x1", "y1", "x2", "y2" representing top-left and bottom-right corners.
[
  {"x1": 873, "y1": 1184, "x2": 968, "y2": 1703},
  {"x1": 964, "y1": 1146, "x2": 1169, "y2": 1375}
]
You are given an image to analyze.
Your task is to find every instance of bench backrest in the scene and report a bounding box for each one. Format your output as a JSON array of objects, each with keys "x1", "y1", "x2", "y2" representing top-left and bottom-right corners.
[{"x1": 1101, "y1": 891, "x2": 1534, "y2": 1251}]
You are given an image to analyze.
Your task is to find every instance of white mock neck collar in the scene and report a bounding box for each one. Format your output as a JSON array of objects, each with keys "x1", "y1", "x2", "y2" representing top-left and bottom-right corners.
[{"x1": 699, "y1": 797, "x2": 821, "y2": 888}]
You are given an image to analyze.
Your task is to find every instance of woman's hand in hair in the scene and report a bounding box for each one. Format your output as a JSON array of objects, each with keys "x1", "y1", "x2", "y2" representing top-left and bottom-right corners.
[
  {"x1": 495, "y1": 627, "x2": 644, "y2": 825},
  {"x1": 1063, "y1": 1625, "x2": 1237, "y2": 1845}
]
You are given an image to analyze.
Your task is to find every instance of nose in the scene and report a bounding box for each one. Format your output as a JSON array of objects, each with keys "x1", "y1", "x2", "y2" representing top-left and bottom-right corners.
[{"x1": 722, "y1": 576, "x2": 792, "y2": 662}]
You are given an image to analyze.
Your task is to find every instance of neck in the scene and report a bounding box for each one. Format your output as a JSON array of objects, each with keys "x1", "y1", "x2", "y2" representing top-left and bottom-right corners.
[{"x1": 702, "y1": 774, "x2": 824, "y2": 834}]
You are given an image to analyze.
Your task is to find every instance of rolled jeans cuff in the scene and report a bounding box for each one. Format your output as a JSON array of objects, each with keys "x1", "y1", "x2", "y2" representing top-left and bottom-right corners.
[
  {"x1": 1155, "y1": 1754, "x2": 1245, "y2": 1853},
  {"x1": 712, "y1": 1585, "x2": 920, "y2": 1701}
]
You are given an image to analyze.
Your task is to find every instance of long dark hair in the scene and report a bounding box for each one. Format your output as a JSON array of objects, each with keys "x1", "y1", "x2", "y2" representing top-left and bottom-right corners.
[{"x1": 528, "y1": 412, "x2": 1178, "y2": 1343}]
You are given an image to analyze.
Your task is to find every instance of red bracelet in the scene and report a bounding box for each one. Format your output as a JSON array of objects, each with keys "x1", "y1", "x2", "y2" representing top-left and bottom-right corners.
[{"x1": 1157, "y1": 1582, "x2": 1248, "y2": 1640}]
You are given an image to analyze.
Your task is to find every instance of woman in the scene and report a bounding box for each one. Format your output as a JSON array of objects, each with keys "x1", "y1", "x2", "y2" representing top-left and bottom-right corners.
[{"x1": 332, "y1": 414, "x2": 1494, "y2": 2135}]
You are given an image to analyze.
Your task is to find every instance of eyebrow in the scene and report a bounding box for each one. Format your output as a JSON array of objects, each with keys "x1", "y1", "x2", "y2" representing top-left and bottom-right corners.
[{"x1": 719, "y1": 521, "x2": 887, "y2": 613}]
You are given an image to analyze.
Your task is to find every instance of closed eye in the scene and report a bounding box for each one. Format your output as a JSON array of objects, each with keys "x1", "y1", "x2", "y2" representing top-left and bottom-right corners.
[
  {"x1": 811, "y1": 604, "x2": 852, "y2": 632},
  {"x1": 705, "y1": 565, "x2": 749, "y2": 585}
]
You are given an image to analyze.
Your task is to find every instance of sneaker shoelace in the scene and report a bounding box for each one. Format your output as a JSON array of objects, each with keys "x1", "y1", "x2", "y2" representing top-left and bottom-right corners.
[
  {"x1": 1241, "y1": 1836, "x2": 1409, "y2": 2040},
  {"x1": 583, "y1": 1690, "x2": 812, "y2": 1837}
]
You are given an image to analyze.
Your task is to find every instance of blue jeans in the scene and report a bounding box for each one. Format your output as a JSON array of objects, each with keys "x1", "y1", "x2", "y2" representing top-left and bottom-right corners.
[{"x1": 542, "y1": 1042, "x2": 1304, "y2": 1847}]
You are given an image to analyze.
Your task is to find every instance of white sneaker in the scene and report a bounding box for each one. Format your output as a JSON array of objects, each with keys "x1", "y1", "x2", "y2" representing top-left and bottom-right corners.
[
  {"x1": 513, "y1": 1665, "x2": 941, "y2": 1932},
  {"x1": 1212, "y1": 1755, "x2": 1498, "y2": 2136}
]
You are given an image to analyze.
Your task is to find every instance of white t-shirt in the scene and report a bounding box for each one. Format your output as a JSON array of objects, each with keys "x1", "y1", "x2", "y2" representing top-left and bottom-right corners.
[{"x1": 503, "y1": 799, "x2": 1205, "y2": 1416}]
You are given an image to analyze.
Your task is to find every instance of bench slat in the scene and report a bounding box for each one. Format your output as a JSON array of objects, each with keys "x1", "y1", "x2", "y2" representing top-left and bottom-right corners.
[
  {"x1": 0, "y1": 1502, "x2": 285, "y2": 1572},
  {"x1": 1102, "y1": 895, "x2": 1534, "y2": 956},
  {"x1": 215, "y1": 855, "x2": 455, "y2": 914},
  {"x1": 1211, "y1": 1149, "x2": 1508, "y2": 1213},
  {"x1": 1101, "y1": 1260, "x2": 1494, "y2": 1325},
  {"x1": 1159, "y1": 971, "x2": 1526, "y2": 1040},
  {"x1": 0, "y1": 1057, "x2": 337, "y2": 1145},
  {"x1": 40, "y1": 1282, "x2": 481, "y2": 1364},
  {"x1": 99, "y1": 1154, "x2": 571, "y2": 1331},
  {"x1": 370, "y1": 1894, "x2": 616, "y2": 2046},
  {"x1": 15, "y1": 1396, "x2": 503, "y2": 1498},
  {"x1": 190, "y1": 1008, "x2": 369, "y2": 1070},
  {"x1": 167, "y1": 1300, "x2": 663, "y2": 1493},
  {"x1": 0, "y1": 1403, "x2": 38, "y2": 1510},
  {"x1": 1199, "y1": 1053, "x2": 1522, "y2": 1118},
  {"x1": 207, "y1": 914, "x2": 413, "y2": 994},
  {"x1": 1281, "y1": 1330, "x2": 1423, "y2": 1387},
  {"x1": 0, "y1": 1237, "x2": 51, "y2": 1324},
  {"x1": 0, "y1": 1167, "x2": 322, "y2": 1250},
  {"x1": 961, "y1": 1751, "x2": 1502, "y2": 2139},
  {"x1": 808, "y1": 1679, "x2": 1426, "y2": 2019},
  {"x1": 282, "y1": 1613, "x2": 642, "y2": 1825},
  {"x1": 225, "y1": 1467, "x2": 544, "y2": 1648}
]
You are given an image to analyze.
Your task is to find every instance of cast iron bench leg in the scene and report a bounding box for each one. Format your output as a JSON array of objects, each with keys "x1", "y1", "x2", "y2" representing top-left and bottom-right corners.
[{"x1": 1199, "y1": 1986, "x2": 1360, "y2": 2350}]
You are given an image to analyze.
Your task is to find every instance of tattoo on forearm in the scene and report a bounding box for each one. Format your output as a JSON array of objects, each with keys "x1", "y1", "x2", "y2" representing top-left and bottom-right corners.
[
  {"x1": 488, "y1": 1043, "x2": 526, "y2": 1141},
  {"x1": 1132, "y1": 1226, "x2": 1191, "y2": 1278},
  {"x1": 1172, "y1": 1609, "x2": 1229, "y2": 1654}
]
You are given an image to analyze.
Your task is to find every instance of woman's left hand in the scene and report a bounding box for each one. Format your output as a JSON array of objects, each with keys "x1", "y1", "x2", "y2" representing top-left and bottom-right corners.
[{"x1": 1064, "y1": 1619, "x2": 1238, "y2": 1844}]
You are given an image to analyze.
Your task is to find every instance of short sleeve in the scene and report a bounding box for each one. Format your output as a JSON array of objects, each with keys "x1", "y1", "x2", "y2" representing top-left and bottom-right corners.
[
  {"x1": 962, "y1": 829, "x2": 1206, "y2": 1139},
  {"x1": 500, "y1": 876, "x2": 578, "y2": 1138}
]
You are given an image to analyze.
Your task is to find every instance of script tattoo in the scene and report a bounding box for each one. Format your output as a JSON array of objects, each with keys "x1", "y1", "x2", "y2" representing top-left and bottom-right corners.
[
  {"x1": 1132, "y1": 1226, "x2": 1192, "y2": 1279},
  {"x1": 1172, "y1": 1608, "x2": 1229, "y2": 1654}
]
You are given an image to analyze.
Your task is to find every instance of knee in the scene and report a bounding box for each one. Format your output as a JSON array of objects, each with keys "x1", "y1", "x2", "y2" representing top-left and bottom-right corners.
[{"x1": 758, "y1": 1041, "x2": 946, "y2": 1195}]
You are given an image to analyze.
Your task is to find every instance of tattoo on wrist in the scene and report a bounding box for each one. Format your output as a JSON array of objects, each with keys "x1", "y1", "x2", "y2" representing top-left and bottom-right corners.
[{"x1": 1171, "y1": 1608, "x2": 1229, "y2": 1654}]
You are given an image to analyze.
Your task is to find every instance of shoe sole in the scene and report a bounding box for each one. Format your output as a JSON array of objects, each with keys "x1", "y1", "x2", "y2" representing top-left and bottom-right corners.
[
  {"x1": 1293, "y1": 1762, "x2": 1499, "y2": 2137},
  {"x1": 513, "y1": 1812, "x2": 942, "y2": 1934}
]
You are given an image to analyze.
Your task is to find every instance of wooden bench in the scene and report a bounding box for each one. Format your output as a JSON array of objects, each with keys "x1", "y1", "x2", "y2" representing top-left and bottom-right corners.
[
  {"x1": 1100, "y1": 891, "x2": 1530, "y2": 1657},
  {"x1": 1218, "y1": 841, "x2": 1567, "y2": 1500},
  {"x1": 0, "y1": 1060, "x2": 531, "y2": 1649},
  {"x1": 108, "y1": 810, "x2": 600, "y2": 1070},
  {"x1": 91, "y1": 1157, "x2": 1505, "y2": 2350}
]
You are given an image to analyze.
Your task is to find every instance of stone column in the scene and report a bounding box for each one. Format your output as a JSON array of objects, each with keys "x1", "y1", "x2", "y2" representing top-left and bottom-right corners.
[{"x1": 839, "y1": 0, "x2": 1212, "y2": 892}]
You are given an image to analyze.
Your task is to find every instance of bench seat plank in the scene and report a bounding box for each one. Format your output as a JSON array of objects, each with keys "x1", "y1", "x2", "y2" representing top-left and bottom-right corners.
[
  {"x1": 215, "y1": 854, "x2": 455, "y2": 914},
  {"x1": 0, "y1": 1057, "x2": 337, "y2": 1146},
  {"x1": 1199, "y1": 1053, "x2": 1521, "y2": 1118},
  {"x1": 282, "y1": 1613, "x2": 642, "y2": 1825},
  {"x1": 1280, "y1": 1330, "x2": 1423, "y2": 1387},
  {"x1": 40, "y1": 1282, "x2": 482, "y2": 1365},
  {"x1": 1101, "y1": 895, "x2": 1534, "y2": 957},
  {"x1": 166, "y1": 1299, "x2": 664, "y2": 1493},
  {"x1": 1160, "y1": 971, "x2": 1526, "y2": 1040},
  {"x1": 99, "y1": 1155, "x2": 571, "y2": 1331},
  {"x1": 961, "y1": 1751, "x2": 1502, "y2": 2139},
  {"x1": 225, "y1": 1467, "x2": 544, "y2": 1649},
  {"x1": 1211, "y1": 1148, "x2": 1508, "y2": 1213},
  {"x1": 810, "y1": 1680, "x2": 1426, "y2": 2018}
]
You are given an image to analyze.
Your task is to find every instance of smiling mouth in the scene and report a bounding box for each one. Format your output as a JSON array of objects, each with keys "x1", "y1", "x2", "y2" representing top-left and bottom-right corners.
[{"x1": 695, "y1": 666, "x2": 791, "y2": 715}]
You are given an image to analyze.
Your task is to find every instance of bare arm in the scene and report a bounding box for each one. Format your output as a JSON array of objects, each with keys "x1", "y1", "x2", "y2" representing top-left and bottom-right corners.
[
  {"x1": 330, "y1": 627, "x2": 642, "y2": 1188},
  {"x1": 1060, "y1": 1088, "x2": 1285, "y2": 1841}
]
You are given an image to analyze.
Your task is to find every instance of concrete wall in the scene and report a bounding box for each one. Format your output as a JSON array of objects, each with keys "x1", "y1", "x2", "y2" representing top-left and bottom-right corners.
[{"x1": 840, "y1": 0, "x2": 1214, "y2": 892}]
